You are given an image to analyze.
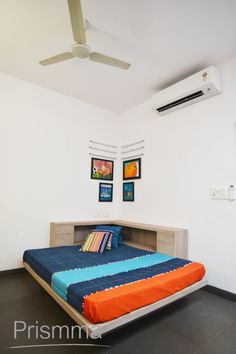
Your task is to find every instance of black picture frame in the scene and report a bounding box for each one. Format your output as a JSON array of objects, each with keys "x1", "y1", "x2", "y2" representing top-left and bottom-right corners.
[
  {"x1": 123, "y1": 182, "x2": 135, "y2": 202},
  {"x1": 91, "y1": 158, "x2": 114, "y2": 181},
  {"x1": 99, "y1": 183, "x2": 113, "y2": 202},
  {"x1": 123, "y1": 158, "x2": 141, "y2": 180}
]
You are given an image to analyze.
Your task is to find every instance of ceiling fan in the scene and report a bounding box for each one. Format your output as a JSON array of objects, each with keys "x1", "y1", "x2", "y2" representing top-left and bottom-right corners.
[{"x1": 39, "y1": 0, "x2": 131, "y2": 70}]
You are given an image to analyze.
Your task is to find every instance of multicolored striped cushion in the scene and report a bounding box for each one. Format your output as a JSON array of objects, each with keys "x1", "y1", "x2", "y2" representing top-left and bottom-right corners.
[
  {"x1": 94, "y1": 225, "x2": 122, "y2": 248},
  {"x1": 106, "y1": 233, "x2": 113, "y2": 250},
  {"x1": 91, "y1": 229, "x2": 113, "y2": 250},
  {"x1": 80, "y1": 231, "x2": 111, "y2": 253}
]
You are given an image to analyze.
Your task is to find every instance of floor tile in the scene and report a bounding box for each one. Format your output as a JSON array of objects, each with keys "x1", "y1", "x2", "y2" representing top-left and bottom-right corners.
[
  {"x1": 160, "y1": 292, "x2": 234, "y2": 346},
  {"x1": 108, "y1": 324, "x2": 199, "y2": 354},
  {"x1": 190, "y1": 290, "x2": 236, "y2": 319},
  {"x1": 194, "y1": 320, "x2": 236, "y2": 354}
]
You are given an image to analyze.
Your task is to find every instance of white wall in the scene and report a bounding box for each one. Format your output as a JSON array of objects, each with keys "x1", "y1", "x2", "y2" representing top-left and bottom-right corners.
[
  {"x1": 1, "y1": 58, "x2": 236, "y2": 295},
  {"x1": 0, "y1": 74, "x2": 119, "y2": 270},
  {"x1": 119, "y1": 57, "x2": 236, "y2": 294}
]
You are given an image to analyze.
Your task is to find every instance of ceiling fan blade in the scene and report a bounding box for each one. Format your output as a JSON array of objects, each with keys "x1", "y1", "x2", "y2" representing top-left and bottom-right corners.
[
  {"x1": 68, "y1": 0, "x2": 86, "y2": 44},
  {"x1": 39, "y1": 52, "x2": 74, "y2": 66},
  {"x1": 89, "y1": 52, "x2": 131, "y2": 70}
]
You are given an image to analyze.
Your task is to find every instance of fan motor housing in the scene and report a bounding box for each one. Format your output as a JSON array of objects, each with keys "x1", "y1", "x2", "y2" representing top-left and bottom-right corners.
[{"x1": 72, "y1": 43, "x2": 91, "y2": 59}]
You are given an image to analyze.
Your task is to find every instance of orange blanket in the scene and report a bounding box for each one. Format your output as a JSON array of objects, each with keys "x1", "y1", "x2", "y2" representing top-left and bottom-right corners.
[{"x1": 83, "y1": 262, "x2": 205, "y2": 323}]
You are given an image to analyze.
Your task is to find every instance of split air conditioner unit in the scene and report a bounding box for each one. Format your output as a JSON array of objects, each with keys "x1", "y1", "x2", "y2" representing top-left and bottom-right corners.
[{"x1": 152, "y1": 66, "x2": 221, "y2": 115}]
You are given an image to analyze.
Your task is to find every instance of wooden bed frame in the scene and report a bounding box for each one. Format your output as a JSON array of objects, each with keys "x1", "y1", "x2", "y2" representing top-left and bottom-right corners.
[{"x1": 23, "y1": 220, "x2": 207, "y2": 338}]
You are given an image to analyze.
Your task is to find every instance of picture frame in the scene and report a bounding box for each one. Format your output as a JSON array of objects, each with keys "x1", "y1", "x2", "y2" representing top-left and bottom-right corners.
[
  {"x1": 123, "y1": 158, "x2": 141, "y2": 180},
  {"x1": 123, "y1": 182, "x2": 135, "y2": 202},
  {"x1": 91, "y1": 158, "x2": 114, "y2": 181},
  {"x1": 99, "y1": 183, "x2": 113, "y2": 202}
]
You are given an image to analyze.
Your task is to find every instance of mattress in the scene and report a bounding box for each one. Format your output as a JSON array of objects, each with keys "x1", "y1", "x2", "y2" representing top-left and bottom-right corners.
[{"x1": 23, "y1": 244, "x2": 205, "y2": 324}]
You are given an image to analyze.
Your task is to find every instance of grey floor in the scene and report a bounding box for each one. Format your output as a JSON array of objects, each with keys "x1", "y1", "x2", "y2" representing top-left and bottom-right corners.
[{"x1": 0, "y1": 272, "x2": 235, "y2": 354}]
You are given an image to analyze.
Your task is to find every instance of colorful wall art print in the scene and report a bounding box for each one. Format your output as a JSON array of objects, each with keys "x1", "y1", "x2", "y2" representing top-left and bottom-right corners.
[
  {"x1": 123, "y1": 158, "x2": 141, "y2": 180},
  {"x1": 91, "y1": 158, "x2": 114, "y2": 181},
  {"x1": 99, "y1": 183, "x2": 113, "y2": 202},
  {"x1": 123, "y1": 182, "x2": 134, "y2": 202}
]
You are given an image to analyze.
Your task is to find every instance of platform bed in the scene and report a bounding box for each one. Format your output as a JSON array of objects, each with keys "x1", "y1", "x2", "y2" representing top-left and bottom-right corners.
[
  {"x1": 23, "y1": 262, "x2": 206, "y2": 338},
  {"x1": 24, "y1": 220, "x2": 207, "y2": 338}
]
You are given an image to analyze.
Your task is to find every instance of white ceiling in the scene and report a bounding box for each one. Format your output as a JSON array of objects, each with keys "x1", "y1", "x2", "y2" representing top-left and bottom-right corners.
[{"x1": 0, "y1": 0, "x2": 236, "y2": 113}]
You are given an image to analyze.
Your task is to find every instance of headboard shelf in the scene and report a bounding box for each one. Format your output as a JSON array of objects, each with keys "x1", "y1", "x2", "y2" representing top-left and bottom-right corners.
[
  {"x1": 50, "y1": 220, "x2": 188, "y2": 259},
  {"x1": 124, "y1": 240, "x2": 156, "y2": 252}
]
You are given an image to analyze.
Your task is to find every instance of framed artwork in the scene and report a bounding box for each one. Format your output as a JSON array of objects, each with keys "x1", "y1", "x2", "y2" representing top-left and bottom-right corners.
[
  {"x1": 123, "y1": 182, "x2": 134, "y2": 202},
  {"x1": 91, "y1": 158, "x2": 114, "y2": 181},
  {"x1": 123, "y1": 158, "x2": 141, "y2": 180},
  {"x1": 99, "y1": 183, "x2": 113, "y2": 202}
]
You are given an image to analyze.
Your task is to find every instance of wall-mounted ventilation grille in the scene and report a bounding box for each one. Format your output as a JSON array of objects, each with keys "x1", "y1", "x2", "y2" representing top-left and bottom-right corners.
[{"x1": 156, "y1": 90, "x2": 204, "y2": 113}]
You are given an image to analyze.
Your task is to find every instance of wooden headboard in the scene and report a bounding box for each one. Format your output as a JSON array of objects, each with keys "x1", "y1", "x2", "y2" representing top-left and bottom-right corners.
[{"x1": 50, "y1": 220, "x2": 188, "y2": 259}]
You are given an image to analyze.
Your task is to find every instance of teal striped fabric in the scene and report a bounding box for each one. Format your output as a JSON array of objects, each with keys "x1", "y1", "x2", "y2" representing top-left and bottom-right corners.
[{"x1": 52, "y1": 253, "x2": 173, "y2": 300}]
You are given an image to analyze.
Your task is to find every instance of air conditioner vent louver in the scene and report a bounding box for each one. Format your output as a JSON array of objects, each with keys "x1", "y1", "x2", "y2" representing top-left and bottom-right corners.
[
  {"x1": 157, "y1": 90, "x2": 204, "y2": 113},
  {"x1": 152, "y1": 66, "x2": 221, "y2": 116}
]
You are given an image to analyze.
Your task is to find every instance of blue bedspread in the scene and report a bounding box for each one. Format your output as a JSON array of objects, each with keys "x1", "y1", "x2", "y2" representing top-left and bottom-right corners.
[
  {"x1": 23, "y1": 244, "x2": 153, "y2": 285},
  {"x1": 23, "y1": 243, "x2": 205, "y2": 324},
  {"x1": 52, "y1": 253, "x2": 173, "y2": 300},
  {"x1": 23, "y1": 244, "x2": 193, "y2": 319},
  {"x1": 67, "y1": 257, "x2": 191, "y2": 313}
]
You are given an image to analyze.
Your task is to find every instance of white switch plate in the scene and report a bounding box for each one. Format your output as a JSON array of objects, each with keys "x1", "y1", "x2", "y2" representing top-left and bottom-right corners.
[{"x1": 210, "y1": 187, "x2": 228, "y2": 200}]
